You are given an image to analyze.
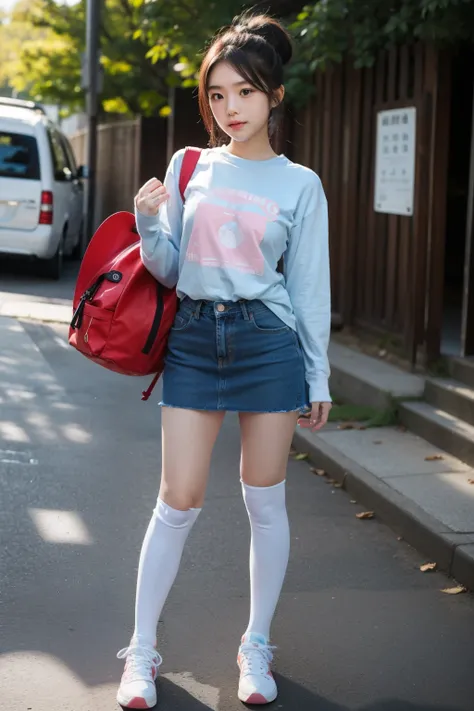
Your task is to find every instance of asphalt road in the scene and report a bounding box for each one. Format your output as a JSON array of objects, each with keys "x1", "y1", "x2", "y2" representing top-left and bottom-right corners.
[{"x1": 1, "y1": 267, "x2": 474, "y2": 711}]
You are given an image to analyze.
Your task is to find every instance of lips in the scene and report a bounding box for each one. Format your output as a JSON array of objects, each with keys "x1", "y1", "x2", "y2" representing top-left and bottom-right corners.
[{"x1": 229, "y1": 122, "x2": 246, "y2": 129}]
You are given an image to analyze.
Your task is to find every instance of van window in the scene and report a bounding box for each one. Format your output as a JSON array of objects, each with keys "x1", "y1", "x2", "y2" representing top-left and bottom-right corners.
[
  {"x1": 61, "y1": 135, "x2": 78, "y2": 175},
  {"x1": 47, "y1": 127, "x2": 71, "y2": 181},
  {"x1": 0, "y1": 132, "x2": 40, "y2": 180}
]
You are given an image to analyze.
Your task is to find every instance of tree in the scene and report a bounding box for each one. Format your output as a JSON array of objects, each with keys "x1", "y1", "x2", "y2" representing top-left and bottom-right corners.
[
  {"x1": 291, "y1": 0, "x2": 474, "y2": 72},
  {"x1": 1, "y1": 0, "x2": 309, "y2": 116}
]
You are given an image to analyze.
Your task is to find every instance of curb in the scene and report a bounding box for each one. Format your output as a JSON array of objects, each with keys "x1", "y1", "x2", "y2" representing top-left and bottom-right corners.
[{"x1": 293, "y1": 429, "x2": 474, "y2": 591}]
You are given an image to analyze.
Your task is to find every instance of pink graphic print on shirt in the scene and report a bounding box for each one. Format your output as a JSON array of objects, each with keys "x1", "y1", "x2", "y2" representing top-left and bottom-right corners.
[{"x1": 185, "y1": 188, "x2": 279, "y2": 275}]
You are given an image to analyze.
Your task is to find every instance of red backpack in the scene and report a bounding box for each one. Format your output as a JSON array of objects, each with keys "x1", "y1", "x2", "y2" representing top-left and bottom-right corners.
[{"x1": 69, "y1": 147, "x2": 202, "y2": 401}]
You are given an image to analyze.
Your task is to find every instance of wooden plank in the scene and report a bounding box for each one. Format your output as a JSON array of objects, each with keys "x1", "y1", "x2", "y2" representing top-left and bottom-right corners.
[
  {"x1": 321, "y1": 68, "x2": 333, "y2": 198},
  {"x1": 357, "y1": 66, "x2": 375, "y2": 319},
  {"x1": 425, "y1": 48, "x2": 452, "y2": 361},
  {"x1": 410, "y1": 70, "x2": 432, "y2": 363},
  {"x1": 385, "y1": 47, "x2": 400, "y2": 328},
  {"x1": 462, "y1": 86, "x2": 474, "y2": 355},
  {"x1": 303, "y1": 101, "x2": 313, "y2": 167},
  {"x1": 397, "y1": 46, "x2": 411, "y2": 329},
  {"x1": 329, "y1": 65, "x2": 344, "y2": 315},
  {"x1": 341, "y1": 62, "x2": 362, "y2": 324},
  {"x1": 370, "y1": 51, "x2": 387, "y2": 324},
  {"x1": 313, "y1": 72, "x2": 323, "y2": 172},
  {"x1": 404, "y1": 43, "x2": 426, "y2": 353}
]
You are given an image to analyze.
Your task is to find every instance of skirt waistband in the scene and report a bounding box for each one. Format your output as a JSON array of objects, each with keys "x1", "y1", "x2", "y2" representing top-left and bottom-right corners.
[{"x1": 180, "y1": 296, "x2": 268, "y2": 320}]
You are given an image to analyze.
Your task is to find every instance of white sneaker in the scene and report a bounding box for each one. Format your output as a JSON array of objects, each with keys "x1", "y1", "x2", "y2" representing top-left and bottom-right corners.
[
  {"x1": 237, "y1": 632, "x2": 278, "y2": 704},
  {"x1": 116, "y1": 640, "x2": 162, "y2": 709}
]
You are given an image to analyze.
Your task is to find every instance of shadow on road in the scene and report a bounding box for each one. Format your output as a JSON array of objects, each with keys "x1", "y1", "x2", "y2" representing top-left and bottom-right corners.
[{"x1": 118, "y1": 674, "x2": 466, "y2": 711}]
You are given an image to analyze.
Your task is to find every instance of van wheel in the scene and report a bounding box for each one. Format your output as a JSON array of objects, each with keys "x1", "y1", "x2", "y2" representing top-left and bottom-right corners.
[{"x1": 40, "y1": 235, "x2": 64, "y2": 280}]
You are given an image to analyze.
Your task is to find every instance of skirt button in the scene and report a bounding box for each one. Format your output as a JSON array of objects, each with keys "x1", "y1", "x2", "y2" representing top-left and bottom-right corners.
[{"x1": 216, "y1": 304, "x2": 226, "y2": 312}]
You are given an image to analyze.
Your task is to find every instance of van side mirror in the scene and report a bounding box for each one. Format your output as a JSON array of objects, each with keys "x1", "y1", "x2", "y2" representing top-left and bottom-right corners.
[{"x1": 76, "y1": 165, "x2": 87, "y2": 179}]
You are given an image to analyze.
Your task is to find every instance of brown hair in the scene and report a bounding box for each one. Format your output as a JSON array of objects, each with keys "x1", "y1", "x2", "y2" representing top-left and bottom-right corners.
[{"x1": 198, "y1": 12, "x2": 293, "y2": 147}]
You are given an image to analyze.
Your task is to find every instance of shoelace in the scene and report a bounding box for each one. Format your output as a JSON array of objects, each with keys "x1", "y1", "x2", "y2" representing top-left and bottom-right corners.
[
  {"x1": 238, "y1": 642, "x2": 276, "y2": 677},
  {"x1": 117, "y1": 643, "x2": 163, "y2": 682}
]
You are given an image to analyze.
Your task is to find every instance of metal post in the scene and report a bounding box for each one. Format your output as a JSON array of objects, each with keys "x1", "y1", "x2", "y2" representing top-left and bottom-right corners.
[{"x1": 84, "y1": 0, "x2": 101, "y2": 245}]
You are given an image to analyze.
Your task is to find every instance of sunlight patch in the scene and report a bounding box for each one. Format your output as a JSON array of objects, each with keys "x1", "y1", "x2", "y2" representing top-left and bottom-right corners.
[{"x1": 29, "y1": 508, "x2": 93, "y2": 545}]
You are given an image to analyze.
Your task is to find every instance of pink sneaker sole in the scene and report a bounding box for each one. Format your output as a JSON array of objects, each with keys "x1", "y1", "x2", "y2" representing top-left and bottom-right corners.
[
  {"x1": 239, "y1": 691, "x2": 277, "y2": 704},
  {"x1": 117, "y1": 695, "x2": 154, "y2": 709}
]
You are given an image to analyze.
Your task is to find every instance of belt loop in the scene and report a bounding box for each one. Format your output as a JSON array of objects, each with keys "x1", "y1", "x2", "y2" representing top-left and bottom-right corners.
[
  {"x1": 240, "y1": 300, "x2": 250, "y2": 320},
  {"x1": 194, "y1": 300, "x2": 203, "y2": 320}
]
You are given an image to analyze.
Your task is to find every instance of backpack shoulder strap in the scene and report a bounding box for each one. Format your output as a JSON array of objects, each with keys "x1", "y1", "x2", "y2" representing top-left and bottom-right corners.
[{"x1": 179, "y1": 147, "x2": 202, "y2": 201}]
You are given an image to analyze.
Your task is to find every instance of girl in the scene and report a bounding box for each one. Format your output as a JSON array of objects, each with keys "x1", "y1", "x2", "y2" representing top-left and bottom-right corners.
[{"x1": 116, "y1": 11, "x2": 331, "y2": 709}]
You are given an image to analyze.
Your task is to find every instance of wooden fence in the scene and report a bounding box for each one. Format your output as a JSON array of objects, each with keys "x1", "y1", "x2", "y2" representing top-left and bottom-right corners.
[
  {"x1": 70, "y1": 118, "x2": 142, "y2": 231},
  {"x1": 290, "y1": 44, "x2": 451, "y2": 362}
]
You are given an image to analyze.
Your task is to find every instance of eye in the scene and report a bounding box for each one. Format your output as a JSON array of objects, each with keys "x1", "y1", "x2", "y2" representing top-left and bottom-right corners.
[
  {"x1": 210, "y1": 92, "x2": 223, "y2": 101},
  {"x1": 241, "y1": 88, "x2": 253, "y2": 97}
]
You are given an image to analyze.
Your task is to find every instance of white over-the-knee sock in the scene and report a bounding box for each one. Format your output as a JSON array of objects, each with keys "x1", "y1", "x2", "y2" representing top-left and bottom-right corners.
[
  {"x1": 133, "y1": 498, "x2": 201, "y2": 646},
  {"x1": 241, "y1": 479, "x2": 290, "y2": 641}
]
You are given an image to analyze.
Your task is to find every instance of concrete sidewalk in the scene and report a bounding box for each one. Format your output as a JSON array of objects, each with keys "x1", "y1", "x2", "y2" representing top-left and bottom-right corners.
[{"x1": 295, "y1": 341, "x2": 474, "y2": 591}]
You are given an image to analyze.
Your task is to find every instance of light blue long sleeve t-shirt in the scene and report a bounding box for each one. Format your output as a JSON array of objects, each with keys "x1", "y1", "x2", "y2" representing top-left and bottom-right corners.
[{"x1": 135, "y1": 146, "x2": 331, "y2": 403}]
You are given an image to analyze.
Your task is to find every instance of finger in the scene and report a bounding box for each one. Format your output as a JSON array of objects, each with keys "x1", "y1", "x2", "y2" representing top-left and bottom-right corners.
[
  {"x1": 312, "y1": 405, "x2": 330, "y2": 431},
  {"x1": 140, "y1": 179, "x2": 163, "y2": 196},
  {"x1": 150, "y1": 192, "x2": 170, "y2": 204},
  {"x1": 148, "y1": 184, "x2": 167, "y2": 197},
  {"x1": 142, "y1": 177, "x2": 162, "y2": 189}
]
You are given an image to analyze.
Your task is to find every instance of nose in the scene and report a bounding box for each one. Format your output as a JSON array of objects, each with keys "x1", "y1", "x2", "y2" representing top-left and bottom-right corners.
[{"x1": 226, "y1": 96, "x2": 239, "y2": 116}]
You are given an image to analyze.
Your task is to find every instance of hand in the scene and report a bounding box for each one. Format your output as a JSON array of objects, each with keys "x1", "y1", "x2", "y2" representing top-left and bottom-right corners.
[
  {"x1": 298, "y1": 402, "x2": 332, "y2": 432},
  {"x1": 135, "y1": 177, "x2": 170, "y2": 217}
]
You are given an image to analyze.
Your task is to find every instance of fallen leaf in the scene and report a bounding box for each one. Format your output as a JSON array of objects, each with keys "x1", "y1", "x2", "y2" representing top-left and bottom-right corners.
[
  {"x1": 424, "y1": 454, "x2": 444, "y2": 461},
  {"x1": 338, "y1": 423, "x2": 354, "y2": 430},
  {"x1": 310, "y1": 467, "x2": 326, "y2": 476},
  {"x1": 373, "y1": 440, "x2": 383, "y2": 445},
  {"x1": 358, "y1": 425, "x2": 367, "y2": 430},
  {"x1": 441, "y1": 586, "x2": 467, "y2": 595},
  {"x1": 356, "y1": 511, "x2": 375, "y2": 520},
  {"x1": 420, "y1": 562, "x2": 437, "y2": 572},
  {"x1": 294, "y1": 452, "x2": 309, "y2": 461},
  {"x1": 350, "y1": 500, "x2": 357, "y2": 504},
  {"x1": 333, "y1": 483, "x2": 343, "y2": 488},
  {"x1": 326, "y1": 478, "x2": 337, "y2": 484}
]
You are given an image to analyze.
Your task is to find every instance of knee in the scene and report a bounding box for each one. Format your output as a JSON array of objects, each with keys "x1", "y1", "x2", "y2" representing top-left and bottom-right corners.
[
  {"x1": 152, "y1": 497, "x2": 201, "y2": 528},
  {"x1": 158, "y1": 485, "x2": 203, "y2": 512}
]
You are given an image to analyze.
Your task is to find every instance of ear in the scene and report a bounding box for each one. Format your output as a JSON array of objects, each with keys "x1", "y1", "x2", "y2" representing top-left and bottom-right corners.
[{"x1": 272, "y1": 85, "x2": 285, "y2": 108}]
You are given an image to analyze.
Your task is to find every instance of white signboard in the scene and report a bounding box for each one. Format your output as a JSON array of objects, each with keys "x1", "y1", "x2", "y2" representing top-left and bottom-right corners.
[{"x1": 374, "y1": 107, "x2": 416, "y2": 216}]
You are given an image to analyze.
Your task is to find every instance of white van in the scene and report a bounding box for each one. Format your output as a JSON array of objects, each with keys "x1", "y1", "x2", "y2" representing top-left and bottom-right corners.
[{"x1": 0, "y1": 98, "x2": 84, "y2": 279}]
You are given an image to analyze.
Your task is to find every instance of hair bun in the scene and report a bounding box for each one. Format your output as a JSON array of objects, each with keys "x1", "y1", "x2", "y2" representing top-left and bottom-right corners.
[{"x1": 239, "y1": 15, "x2": 293, "y2": 66}]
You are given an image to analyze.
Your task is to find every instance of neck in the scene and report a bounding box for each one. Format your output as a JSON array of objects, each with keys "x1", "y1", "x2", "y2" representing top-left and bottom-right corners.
[{"x1": 225, "y1": 127, "x2": 277, "y2": 161}]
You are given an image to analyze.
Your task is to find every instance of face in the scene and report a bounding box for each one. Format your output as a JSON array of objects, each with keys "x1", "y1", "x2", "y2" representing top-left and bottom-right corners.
[{"x1": 207, "y1": 61, "x2": 280, "y2": 144}]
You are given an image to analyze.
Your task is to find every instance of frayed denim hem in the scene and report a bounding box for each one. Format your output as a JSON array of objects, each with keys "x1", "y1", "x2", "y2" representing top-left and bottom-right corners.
[{"x1": 159, "y1": 401, "x2": 310, "y2": 414}]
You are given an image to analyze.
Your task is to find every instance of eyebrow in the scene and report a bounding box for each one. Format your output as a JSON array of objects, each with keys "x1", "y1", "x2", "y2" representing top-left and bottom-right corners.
[{"x1": 207, "y1": 80, "x2": 250, "y2": 91}]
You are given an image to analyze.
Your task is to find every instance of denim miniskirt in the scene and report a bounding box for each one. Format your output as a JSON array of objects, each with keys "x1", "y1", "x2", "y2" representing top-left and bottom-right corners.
[{"x1": 160, "y1": 296, "x2": 310, "y2": 413}]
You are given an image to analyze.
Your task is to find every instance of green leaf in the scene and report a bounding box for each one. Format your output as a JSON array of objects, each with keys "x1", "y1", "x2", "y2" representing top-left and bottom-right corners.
[{"x1": 159, "y1": 105, "x2": 172, "y2": 117}]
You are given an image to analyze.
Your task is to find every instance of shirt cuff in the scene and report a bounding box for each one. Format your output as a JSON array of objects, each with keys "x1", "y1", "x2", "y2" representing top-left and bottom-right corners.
[
  {"x1": 134, "y1": 207, "x2": 160, "y2": 228},
  {"x1": 308, "y1": 378, "x2": 332, "y2": 404}
]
